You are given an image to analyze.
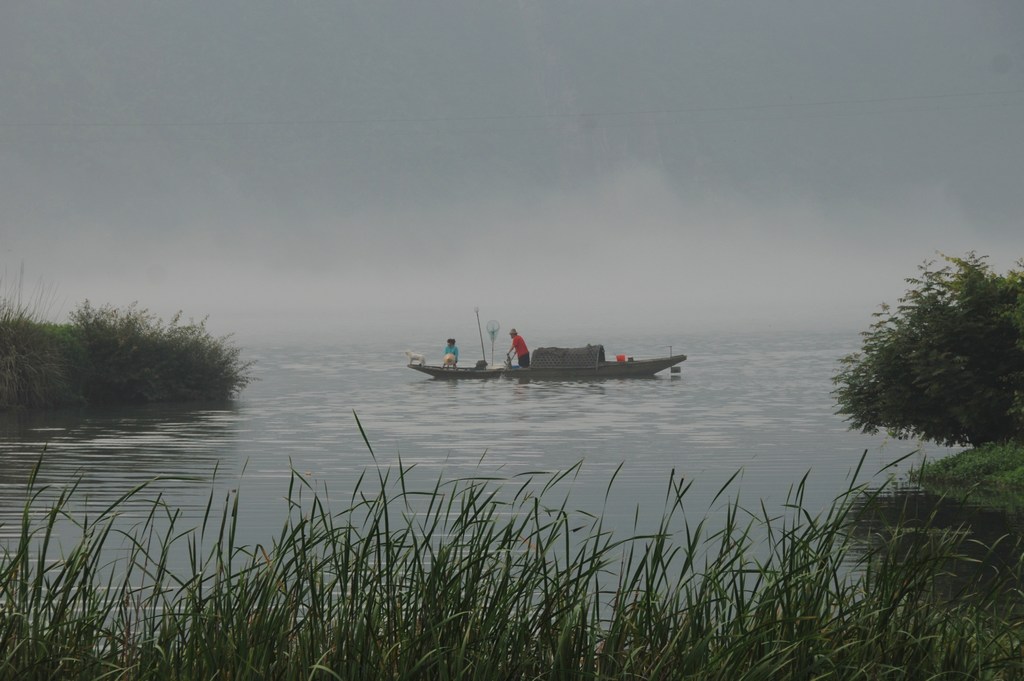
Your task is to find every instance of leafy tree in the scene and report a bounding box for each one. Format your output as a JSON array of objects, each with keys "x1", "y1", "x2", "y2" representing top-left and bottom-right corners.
[{"x1": 833, "y1": 253, "x2": 1024, "y2": 447}]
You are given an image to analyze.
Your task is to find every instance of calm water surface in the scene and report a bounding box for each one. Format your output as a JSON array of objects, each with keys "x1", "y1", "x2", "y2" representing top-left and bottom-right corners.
[{"x1": 0, "y1": 327, "x2": 982, "y2": 550}]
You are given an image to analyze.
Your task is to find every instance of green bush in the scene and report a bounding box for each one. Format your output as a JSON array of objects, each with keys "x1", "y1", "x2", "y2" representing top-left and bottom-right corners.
[
  {"x1": 834, "y1": 253, "x2": 1024, "y2": 447},
  {"x1": 38, "y1": 322, "x2": 89, "y2": 404},
  {"x1": 1, "y1": 296, "x2": 253, "y2": 408},
  {"x1": 70, "y1": 301, "x2": 254, "y2": 404}
]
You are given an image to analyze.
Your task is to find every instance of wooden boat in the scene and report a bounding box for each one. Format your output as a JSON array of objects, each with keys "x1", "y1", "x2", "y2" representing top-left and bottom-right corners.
[{"x1": 407, "y1": 344, "x2": 686, "y2": 380}]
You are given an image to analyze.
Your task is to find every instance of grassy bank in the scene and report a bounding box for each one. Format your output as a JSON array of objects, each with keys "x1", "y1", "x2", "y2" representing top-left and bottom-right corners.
[
  {"x1": 0, "y1": 296, "x2": 253, "y2": 409},
  {"x1": 912, "y1": 441, "x2": 1024, "y2": 511},
  {"x1": 1, "y1": 449, "x2": 1022, "y2": 680}
]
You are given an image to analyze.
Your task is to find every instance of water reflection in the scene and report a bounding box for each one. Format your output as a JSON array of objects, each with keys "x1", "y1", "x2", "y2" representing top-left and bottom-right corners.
[
  {"x1": 0, "y1": 403, "x2": 243, "y2": 526},
  {"x1": 850, "y1": 484, "x2": 1024, "y2": 611}
]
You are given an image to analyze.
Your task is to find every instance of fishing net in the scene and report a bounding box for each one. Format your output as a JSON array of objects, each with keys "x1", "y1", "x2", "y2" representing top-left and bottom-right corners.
[{"x1": 530, "y1": 345, "x2": 605, "y2": 369}]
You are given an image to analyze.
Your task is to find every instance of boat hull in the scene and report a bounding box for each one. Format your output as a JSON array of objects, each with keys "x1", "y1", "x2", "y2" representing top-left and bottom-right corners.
[
  {"x1": 408, "y1": 364, "x2": 506, "y2": 379},
  {"x1": 507, "y1": 355, "x2": 686, "y2": 379}
]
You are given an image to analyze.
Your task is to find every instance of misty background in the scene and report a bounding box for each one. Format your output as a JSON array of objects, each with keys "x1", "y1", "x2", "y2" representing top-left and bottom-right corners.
[{"x1": 2, "y1": 1, "x2": 1022, "y2": 343}]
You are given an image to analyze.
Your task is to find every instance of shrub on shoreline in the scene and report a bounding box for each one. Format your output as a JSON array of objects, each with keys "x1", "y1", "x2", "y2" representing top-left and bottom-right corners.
[
  {"x1": 0, "y1": 299, "x2": 253, "y2": 409},
  {"x1": 71, "y1": 301, "x2": 253, "y2": 404}
]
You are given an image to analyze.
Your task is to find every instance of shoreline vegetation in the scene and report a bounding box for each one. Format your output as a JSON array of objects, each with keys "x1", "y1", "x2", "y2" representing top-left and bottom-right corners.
[
  {"x1": 0, "y1": 448, "x2": 1022, "y2": 679},
  {"x1": 0, "y1": 291, "x2": 253, "y2": 409},
  {"x1": 830, "y1": 253, "x2": 1024, "y2": 511},
  {"x1": 914, "y1": 441, "x2": 1024, "y2": 512}
]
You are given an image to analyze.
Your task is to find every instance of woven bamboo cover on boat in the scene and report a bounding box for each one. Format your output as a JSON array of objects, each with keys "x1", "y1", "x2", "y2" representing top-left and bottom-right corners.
[{"x1": 530, "y1": 345, "x2": 605, "y2": 369}]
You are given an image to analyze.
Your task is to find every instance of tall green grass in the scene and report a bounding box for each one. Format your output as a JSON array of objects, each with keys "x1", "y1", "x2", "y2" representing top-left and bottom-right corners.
[
  {"x1": 1, "y1": 447, "x2": 1022, "y2": 680},
  {"x1": 0, "y1": 275, "x2": 69, "y2": 408}
]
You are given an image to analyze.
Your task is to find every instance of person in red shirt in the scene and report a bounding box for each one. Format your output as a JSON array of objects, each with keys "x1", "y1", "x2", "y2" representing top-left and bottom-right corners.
[{"x1": 508, "y1": 328, "x2": 530, "y2": 368}]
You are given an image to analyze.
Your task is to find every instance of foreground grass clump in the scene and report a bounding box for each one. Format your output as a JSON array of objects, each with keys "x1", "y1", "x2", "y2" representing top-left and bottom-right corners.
[
  {"x1": 1, "y1": 451, "x2": 1022, "y2": 680},
  {"x1": 913, "y1": 441, "x2": 1024, "y2": 510},
  {"x1": 0, "y1": 298, "x2": 253, "y2": 408}
]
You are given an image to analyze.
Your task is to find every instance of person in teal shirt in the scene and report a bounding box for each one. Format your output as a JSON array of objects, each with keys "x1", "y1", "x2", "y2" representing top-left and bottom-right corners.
[{"x1": 443, "y1": 338, "x2": 459, "y2": 367}]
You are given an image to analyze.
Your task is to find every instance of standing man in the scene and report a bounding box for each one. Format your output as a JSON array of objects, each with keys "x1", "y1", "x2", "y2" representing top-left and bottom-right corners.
[{"x1": 508, "y1": 328, "x2": 530, "y2": 368}]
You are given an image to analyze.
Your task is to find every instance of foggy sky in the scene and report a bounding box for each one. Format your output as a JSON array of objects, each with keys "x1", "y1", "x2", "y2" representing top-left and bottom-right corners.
[{"x1": 2, "y1": 1, "x2": 1023, "y2": 340}]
